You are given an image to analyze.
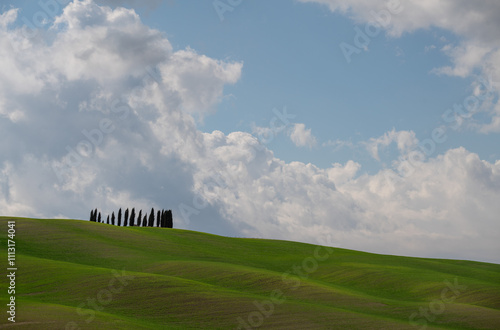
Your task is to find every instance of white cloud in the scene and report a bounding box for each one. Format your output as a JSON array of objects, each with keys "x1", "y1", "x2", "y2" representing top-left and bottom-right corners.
[
  {"x1": 51, "y1": 0, "x2": 172, "y2": 83},
  {"x1": 160, "y1": 48, "x2": 243, "y2": 115},
  {"x1": 326, "y1": 160, "x2": 361, "y2": 185},
  {"x1": 298, "y1": 0, "x2": 500, "y2": 44},
  {"x1": 365, "y1": 128, "x2": 418, "y2": 161},
  {"x1": 432, "y1": 43, "x2": 492, "y2": 78},
  {"x1": 0, "y1": 1, "x2": 499, "y2": 263},
  {"x1": 191, "y1": 140, "x2": 500, "y2": 262},
  {"x1": 336, "y1": 148, "x2": 500, "y2": 262},
  {"x1": 0, "y1": 8, "x2": 17, "y2": 28},
  {"x1": 289, "y1": 123, "x2": 317, "y2": 148},
  {"x1": 251, "y1": 124, "x2": 273, "y2": 140}
]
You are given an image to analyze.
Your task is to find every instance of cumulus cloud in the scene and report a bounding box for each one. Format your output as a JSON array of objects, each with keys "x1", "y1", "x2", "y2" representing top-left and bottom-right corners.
[
  {"x1": 0, "y1": 0, "x2": 499, "y2": 263},
  {"x1": 160, "y1": 48, "x2": 242, "y2": 115},
  {"x1": 289, "y1": 123, "x2": 317, "y2": 148},
  {"x1": 337, "y1": 148, "x2": 500, "y2": 262},
  {"x1": 326, "y1": 160, "x2": 360, "y2": 185},
  {"x1": 298, "y1": 0, "x2": 500, "y2": 133},
  {"x1": 365, "y1": 128, "x2": 418, "y2": 161},
  {"x1": 192, "y1": 135, "x2": 500, "y2": 262}
]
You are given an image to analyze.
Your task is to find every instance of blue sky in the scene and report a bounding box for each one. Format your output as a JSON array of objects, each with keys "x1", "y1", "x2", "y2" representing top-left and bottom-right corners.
[
  {"x1": 140, "y1": 0, "x2": 496, "y2": 170},
  {"x1": 1, "y1": 0, "x2": 499, "y2": 262}
]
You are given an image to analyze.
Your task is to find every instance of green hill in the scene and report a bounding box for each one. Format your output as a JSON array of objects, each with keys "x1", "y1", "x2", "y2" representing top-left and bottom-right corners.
[{"x1": 1, "y1": 217, "x2": 499, "y2": 329}]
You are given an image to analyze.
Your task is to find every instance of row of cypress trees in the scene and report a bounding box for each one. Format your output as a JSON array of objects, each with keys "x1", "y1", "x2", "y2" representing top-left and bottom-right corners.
[{"x1": 89, "y1": 208, "x2": 173, "y2": 228}]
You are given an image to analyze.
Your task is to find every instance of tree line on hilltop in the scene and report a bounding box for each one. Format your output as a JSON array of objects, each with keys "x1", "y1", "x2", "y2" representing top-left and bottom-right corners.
[{"x1": 89, "y1": 208, "x2": 173, "y2": 228}]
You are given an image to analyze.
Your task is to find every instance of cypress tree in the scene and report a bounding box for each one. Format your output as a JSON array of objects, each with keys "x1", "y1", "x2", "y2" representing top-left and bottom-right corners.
[
  {"x1": 118, "y1": 208, "x2": 122, "y2": 227},
  {"x1": 130, "y1": 208, "x2": 135, "y2": 227},
  {"x1": 142, "y1": 215, "x2": 147, "y2": 227},
  {"x1": 157, "y1": 210, "x2": 161, "y2": 227},
  {"x1": 148, "y1": 208, "x2": 155, "y2": 227},
  {"x1": 90, "y1": 210, "x2": 94, "y2": 222},
  {"x1": 137, "y1": 210, "x2": 142, "y2": 227},
  {"x1": 111, "y1": 212, "x2": 115, "y2": 226},
  {"x1": 107, "y1": 215, "x2": 110, "y2": 225},
  {"x1": 94, "y1": 209, "x2": 98, "y2": 222},
  {"x1": 124, "y1": 208, "x2": 129, "y2": 227},
  {"x1": 98, "y1": 212, "x2": 101, "y2": 223},
  {"x1": 167, "y1": 210, "x2": 173, "y2": 228},
  {"x1": 161, "y1": 210, "x2": 166, "y2": 228}
]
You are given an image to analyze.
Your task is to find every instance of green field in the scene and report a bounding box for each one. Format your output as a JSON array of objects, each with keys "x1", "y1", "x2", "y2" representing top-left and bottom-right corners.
[{"x1": 1, "y1": 217, "x2": 499, "y2": 329}]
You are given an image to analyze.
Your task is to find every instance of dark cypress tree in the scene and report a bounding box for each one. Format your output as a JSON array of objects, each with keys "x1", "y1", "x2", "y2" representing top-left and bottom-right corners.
[
  {"x1": 161, "y1": 210, "x2": 166, "y2": 228},
  {"x1": 142, "y1": 215, "x2": 147, "y2": 227},
  {"x1": 148, "y1": 208, "x2": 155, "y2": 227},
  {"x1": 111, "y1": 212, "x2": 116, "y2": 226},
  {"x1": 167, "y1": 210, "x2": 173, "y2": 228},
  {"x1": 130, "y1": 208, "x2": 135, "y2": 227},
  {"x1": 117, "y1": 208, "x2": 122, "y2": 227},
  {"x1": 94, "y1": 209, "x2": 98, "y2": 222},
  {"x1": 107, "y1": 215, "x2": 110, "y2": 225},
  {"x1": 137, "y1": 210, "x2": 142, "y2": 227},
  {"x1": 90, "y1": 210, "x2": 94, "y2": 222},
  {"x1": 124, "y1": 208, "x2": 129, "y2": 227},
  {"x1": 98, "y1": 212, "x2": 101, "y2": 223},
  {"x1": 157, "y1": 210, "x2": 161, "y2": 227}
]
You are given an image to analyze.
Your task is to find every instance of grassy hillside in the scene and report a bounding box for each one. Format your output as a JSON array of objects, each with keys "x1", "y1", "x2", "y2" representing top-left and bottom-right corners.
[{"x1": 1, "y1": 217, "x2": 499, "y2": 329}]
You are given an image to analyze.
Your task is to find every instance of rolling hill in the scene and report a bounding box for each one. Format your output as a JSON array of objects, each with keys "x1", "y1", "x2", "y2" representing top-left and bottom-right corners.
[{"x1": 1, "y1": 217, "x2": 499, "y2": 329}]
